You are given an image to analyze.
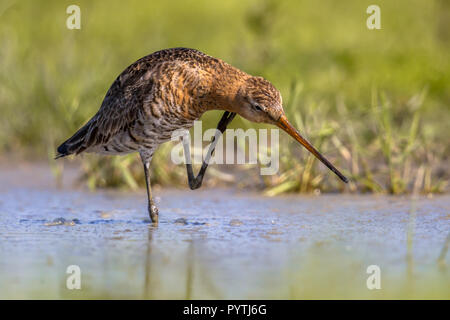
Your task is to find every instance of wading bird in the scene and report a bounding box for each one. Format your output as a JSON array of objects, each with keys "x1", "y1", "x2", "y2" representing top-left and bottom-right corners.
[{"x1": 56, "y1": 48, "x2": 348, "y2": 223}]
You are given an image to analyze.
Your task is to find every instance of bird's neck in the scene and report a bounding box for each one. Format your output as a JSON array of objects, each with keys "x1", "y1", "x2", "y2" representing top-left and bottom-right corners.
[{"x1": 200, "y1": 63, "x2": 250, "y2": 113}]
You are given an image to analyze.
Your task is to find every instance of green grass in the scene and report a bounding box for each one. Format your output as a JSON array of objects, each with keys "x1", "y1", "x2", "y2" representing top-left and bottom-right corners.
[{"x1": 0, "y1": 0, "x2": 448, "y2": 194}]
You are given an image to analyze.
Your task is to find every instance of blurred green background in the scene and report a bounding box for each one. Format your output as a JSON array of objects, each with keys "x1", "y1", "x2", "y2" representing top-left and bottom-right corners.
[{"x1": 0, "y1": 0, "x2": 448, "y2": 194}]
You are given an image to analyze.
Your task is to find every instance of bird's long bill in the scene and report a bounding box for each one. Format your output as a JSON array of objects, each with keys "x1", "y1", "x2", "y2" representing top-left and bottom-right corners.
[{"x1": 276, "y1": 114, "x2": 348, "y2": 183}]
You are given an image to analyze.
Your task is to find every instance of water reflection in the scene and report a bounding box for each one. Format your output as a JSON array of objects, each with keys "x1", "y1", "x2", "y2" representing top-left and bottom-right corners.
[{"x1": 0, "y1": 187, "x2": 448, "y2": 299}]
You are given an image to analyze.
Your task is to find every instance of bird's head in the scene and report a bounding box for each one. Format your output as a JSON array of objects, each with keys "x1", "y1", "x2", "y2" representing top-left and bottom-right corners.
[
  {"x1": 235, "y1": 76, "x2": 283, "y2": 125},
  {"x1": 235, "y1": 76, "x2": 349, "y2": 183}
]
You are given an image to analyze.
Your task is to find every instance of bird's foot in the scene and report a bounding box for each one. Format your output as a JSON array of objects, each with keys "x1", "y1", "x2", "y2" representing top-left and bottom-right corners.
[
  {"x1": 188, "y1": 179, "x2": 202, "y2": 190},
  {"x1": 149, "y1": 204, "x2": 159, "y2": 224}
]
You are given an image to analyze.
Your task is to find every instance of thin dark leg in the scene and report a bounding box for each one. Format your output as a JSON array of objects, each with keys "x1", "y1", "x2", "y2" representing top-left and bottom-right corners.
[
  {"x1": 183, "y1": 111, "x2": 236, "y2": 190},
  {"x1": 141, "y1": 157, "x2": 159, "y2": 223}
]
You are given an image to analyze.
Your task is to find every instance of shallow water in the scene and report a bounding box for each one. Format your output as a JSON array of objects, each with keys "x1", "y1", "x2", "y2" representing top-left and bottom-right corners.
[{"x1": 0, "y1": 164, "x2": 448, "y2": 299}]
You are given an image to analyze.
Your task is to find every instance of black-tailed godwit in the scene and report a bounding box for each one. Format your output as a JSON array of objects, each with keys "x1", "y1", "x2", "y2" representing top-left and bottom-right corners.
[{"x1": 56, "y1": 48, "x2": 348, "y2": 223}]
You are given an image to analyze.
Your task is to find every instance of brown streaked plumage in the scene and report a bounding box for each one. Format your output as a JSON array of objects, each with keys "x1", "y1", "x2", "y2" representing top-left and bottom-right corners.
[{"x1": 56, "y1": 47, "x2": 348, "y2": 224}]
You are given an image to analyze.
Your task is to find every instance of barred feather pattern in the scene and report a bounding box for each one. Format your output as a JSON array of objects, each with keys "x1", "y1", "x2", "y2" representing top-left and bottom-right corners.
[{"x1": 56, "y1": 47, "x2": 281, "y2": 163}]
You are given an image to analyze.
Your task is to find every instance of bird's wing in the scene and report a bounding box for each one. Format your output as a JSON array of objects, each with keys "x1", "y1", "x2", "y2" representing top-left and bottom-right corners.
[
  {"x1": 57, "y1": 48, "x2": 211, "y2": 157},
  {"x1": 57, "y1": 61, "x2": 155, "y2": 156},
  {"x1": 91, "y1": 66, "x2": 153, "y2": 144}
]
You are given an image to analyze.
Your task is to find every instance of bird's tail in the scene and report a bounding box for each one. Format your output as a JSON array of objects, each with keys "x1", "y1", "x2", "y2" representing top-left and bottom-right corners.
[{"x1": 55, "y1": 123, "x2": 91, "y2": 159}]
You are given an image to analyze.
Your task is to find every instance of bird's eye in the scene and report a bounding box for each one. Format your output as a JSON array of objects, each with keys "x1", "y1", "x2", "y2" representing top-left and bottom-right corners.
[{"x1": 253, "y1": 104, "x2": 263, "y2": 112}]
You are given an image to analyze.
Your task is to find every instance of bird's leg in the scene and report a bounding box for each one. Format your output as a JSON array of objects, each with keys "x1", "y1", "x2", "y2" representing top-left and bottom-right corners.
[
  {"x1": 183, "y1": 111, "x2": 236, "y2": 190},
  {"x1": 141, "y1": 156, "x2": 159, "y2": 224}
]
